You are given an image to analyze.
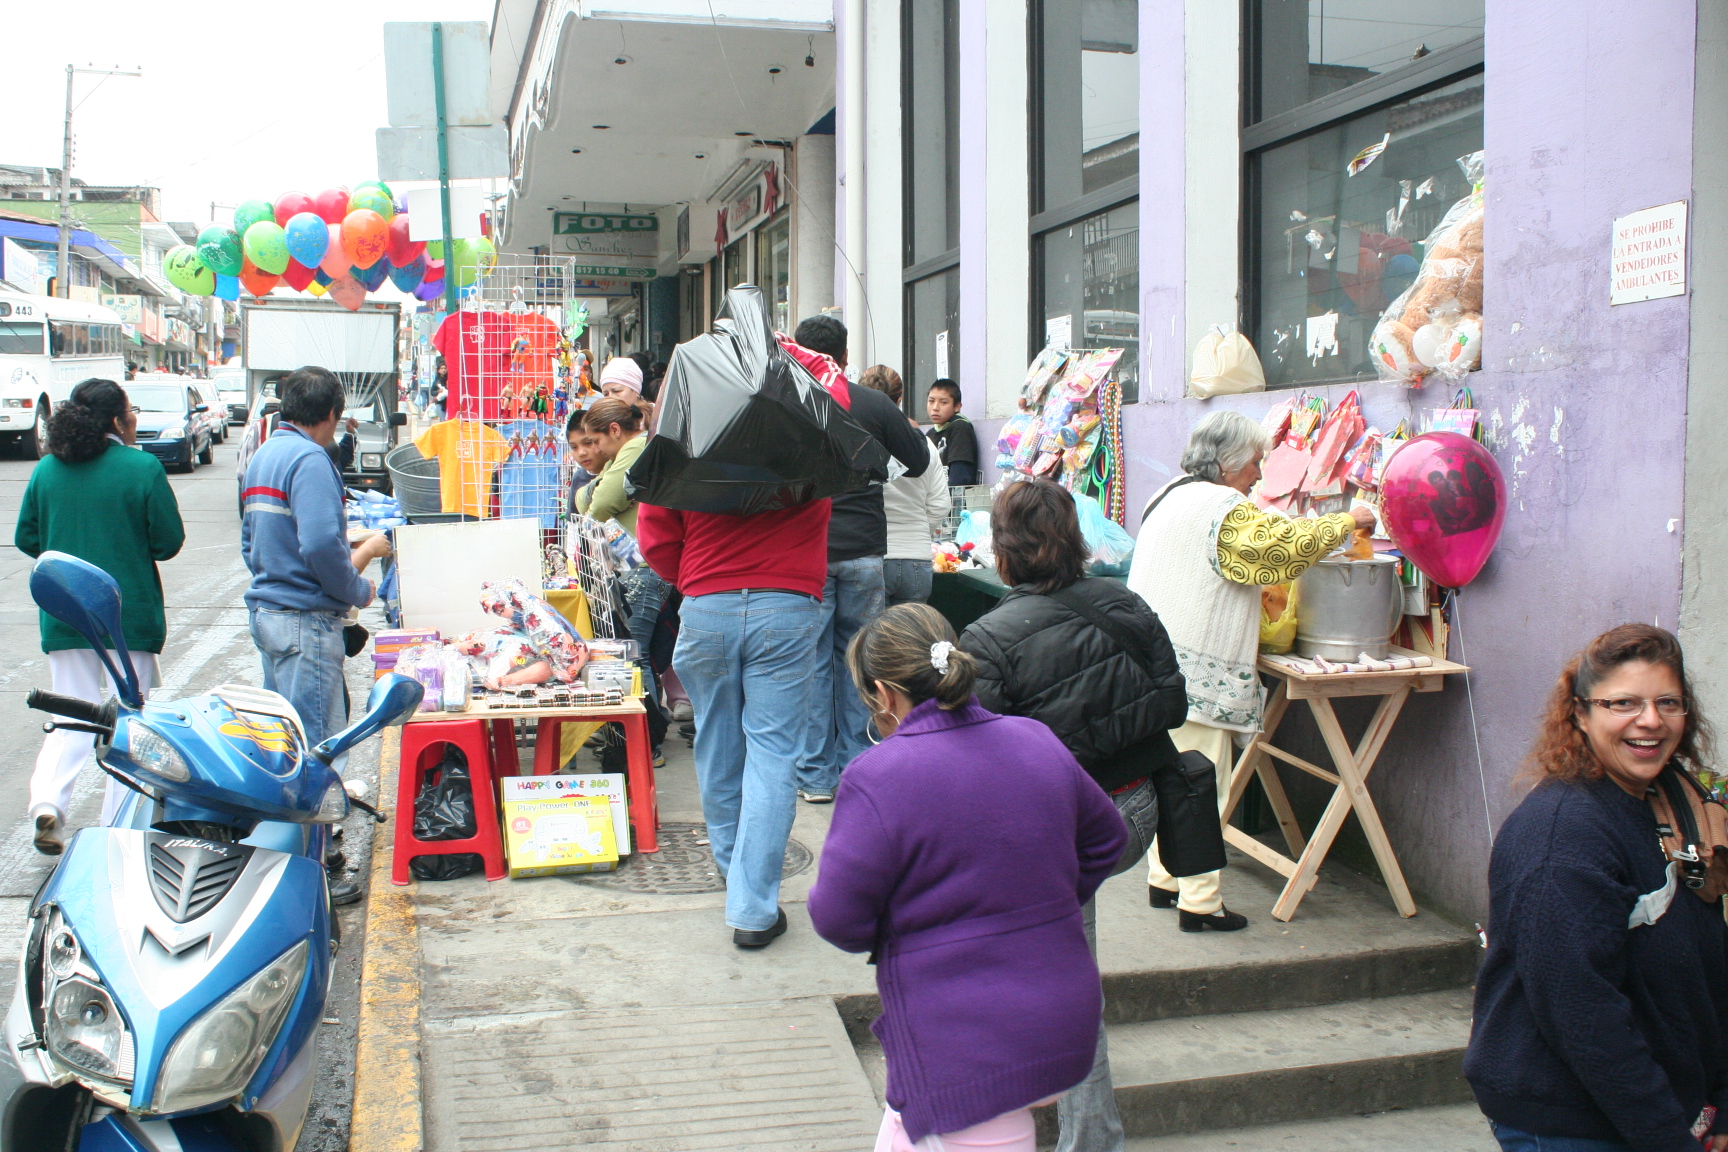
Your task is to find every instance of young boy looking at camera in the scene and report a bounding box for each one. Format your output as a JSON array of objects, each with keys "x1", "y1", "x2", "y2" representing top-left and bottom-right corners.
[{"x1": 924, "y1": 379, "x2": 979, "y2": 486}]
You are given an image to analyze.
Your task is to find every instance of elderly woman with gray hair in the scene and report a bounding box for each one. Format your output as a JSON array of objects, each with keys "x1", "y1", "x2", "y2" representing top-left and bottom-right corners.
[{"x1": 1125, "y1": 410, "x2": 1375, "y2": 931}]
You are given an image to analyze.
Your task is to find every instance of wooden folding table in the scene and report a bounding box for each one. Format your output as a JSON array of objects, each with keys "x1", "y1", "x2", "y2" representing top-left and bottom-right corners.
[{"x1": 1219, "y1": 647, "x2": 1467, "y2": 921}]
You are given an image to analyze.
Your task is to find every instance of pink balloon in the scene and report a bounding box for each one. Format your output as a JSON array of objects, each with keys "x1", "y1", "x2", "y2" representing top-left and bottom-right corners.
[
  {"x1": 1379, "y1": 432, "x2": 1506, "y2": 588},
  {"x1": 327, "y1": 273, "x2": 367, "y2": 312},
  {"x1": 319, "y1": 223, "x2": 350, "y2": 278}
]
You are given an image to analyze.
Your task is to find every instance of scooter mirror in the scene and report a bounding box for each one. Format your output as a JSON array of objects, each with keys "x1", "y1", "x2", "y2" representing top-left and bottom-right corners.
[
  {"x1": 311, "y1": 673, "x2": 425, "y2": 762},
  {"x1": 29, "y1": 553, "x2": 143, "y2": 707}
]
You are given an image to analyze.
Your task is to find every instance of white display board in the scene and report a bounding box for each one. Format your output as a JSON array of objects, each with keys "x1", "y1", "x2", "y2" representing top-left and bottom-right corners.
[
  {"x1": 1610, "y1": 200, "x2": 1688, "y2": 305},
  {"x1": 245, "y1": 308, "x2": 397, "y2": 373},
  {"x1": 395, "y1": 519, "x2": 542, "y2": 639}
]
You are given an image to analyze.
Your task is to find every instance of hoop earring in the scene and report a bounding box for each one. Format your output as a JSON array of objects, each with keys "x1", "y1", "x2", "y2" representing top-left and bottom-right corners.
[{"x1": 868, "y1": 709, "x2": 895, "y2": 745}]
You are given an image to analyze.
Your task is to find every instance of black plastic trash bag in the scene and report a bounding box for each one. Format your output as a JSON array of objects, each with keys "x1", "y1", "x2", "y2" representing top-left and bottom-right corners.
[
  {"x1": 626, "y1": 285, "x2": 889, "y2": 515},
  {"x1": 409, "y1": 744, "x2": 483, "y2": 881}
]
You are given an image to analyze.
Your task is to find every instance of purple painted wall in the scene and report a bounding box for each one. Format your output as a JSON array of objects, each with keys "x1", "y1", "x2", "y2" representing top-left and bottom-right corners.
[{"x1": 979, "y1": 1, "x2": 1698, "y2": 922}]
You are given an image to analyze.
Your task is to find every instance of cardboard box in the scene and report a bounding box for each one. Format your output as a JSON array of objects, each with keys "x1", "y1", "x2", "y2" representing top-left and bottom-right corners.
[
  {"x1": 500, "y1": 773, "x2": 630, "y2": 855},
  {"x1": 501, "y1": 793, "x2": 618, "y2": 878}
]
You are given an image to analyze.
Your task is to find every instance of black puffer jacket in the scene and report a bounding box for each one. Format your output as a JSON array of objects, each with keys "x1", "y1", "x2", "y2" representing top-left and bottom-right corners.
[{"x1": 959, "y1": 577, "x2": 1187, "y2": 791}]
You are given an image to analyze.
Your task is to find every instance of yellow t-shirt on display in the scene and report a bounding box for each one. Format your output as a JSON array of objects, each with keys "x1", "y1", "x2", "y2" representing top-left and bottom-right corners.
[{"x1": 414, "y1": 420, "x2": 511, "y2": 518}]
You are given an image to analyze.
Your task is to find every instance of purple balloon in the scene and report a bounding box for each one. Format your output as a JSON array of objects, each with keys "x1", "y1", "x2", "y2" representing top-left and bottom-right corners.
[{"x1": 413, "y1": 277, "x2": 445, "y2": 301}]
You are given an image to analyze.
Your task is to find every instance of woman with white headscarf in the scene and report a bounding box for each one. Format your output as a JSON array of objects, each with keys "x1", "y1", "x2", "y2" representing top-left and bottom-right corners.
[
  {"x1": 599, "y1": 357, "x2": 654, "y2": 431},
  {"x1": 1126, "y1": 410, "x2": 1375, "y2": 932}
]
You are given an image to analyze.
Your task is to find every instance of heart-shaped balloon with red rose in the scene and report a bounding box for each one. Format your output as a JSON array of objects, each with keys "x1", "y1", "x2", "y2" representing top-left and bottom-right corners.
[{"x1": 1379, "y1": 431, "x2": 1506, "y2": 587}]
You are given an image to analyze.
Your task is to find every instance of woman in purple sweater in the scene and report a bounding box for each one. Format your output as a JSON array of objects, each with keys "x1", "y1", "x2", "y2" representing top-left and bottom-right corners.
[{"x1": 808, "y1": 603, "x2": 1128, "y2": 1151}]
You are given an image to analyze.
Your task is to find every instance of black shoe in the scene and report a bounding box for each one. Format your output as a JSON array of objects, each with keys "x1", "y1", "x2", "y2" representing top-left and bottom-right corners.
[
  {"x1": 1148, "y1": 886, "x2": 1177, "y2": 910},
  {"x1": 1179, "y1": 905, "x2": 1248, "y2": 932},
  {"x1": 330, "y1": 880, "x2": 365, "y2": 906},
  {"x1": 679, "y1": 721, "x2": 696, "y2": 740},
  {"x1": 733, "y1": 908, "x2": 787, "y2": 949},
  {"x1": 325, "y1": 849, "x2": 347, "y2": 871}
]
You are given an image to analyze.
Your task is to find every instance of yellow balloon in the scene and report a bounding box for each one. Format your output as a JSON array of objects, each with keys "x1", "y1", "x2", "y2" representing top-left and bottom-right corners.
[{"x1": 307, "y1": 280, "x2": 328, "y2": 297}]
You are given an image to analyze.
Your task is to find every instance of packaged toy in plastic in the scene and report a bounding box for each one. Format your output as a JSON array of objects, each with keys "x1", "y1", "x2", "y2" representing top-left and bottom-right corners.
[
  {"x1": 478, "y1": 579, "x2": 590, "y2": 682},
  {"x1": 1369, "y1": 151, "x2": 1485, "y2": 386},
  {"x1": 626, "y1": 285, "x2": 889, "y2": 514}
]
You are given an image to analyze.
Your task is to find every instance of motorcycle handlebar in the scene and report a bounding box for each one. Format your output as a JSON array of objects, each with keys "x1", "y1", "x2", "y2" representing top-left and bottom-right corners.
[{"x1": 27, "y1": 689, "x2": 111, "y2": 730}]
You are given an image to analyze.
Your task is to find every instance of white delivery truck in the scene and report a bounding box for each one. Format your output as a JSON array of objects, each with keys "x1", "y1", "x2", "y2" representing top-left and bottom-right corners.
[{"x1": 237, "y1": 297, "x2": 406, "y2": 493}]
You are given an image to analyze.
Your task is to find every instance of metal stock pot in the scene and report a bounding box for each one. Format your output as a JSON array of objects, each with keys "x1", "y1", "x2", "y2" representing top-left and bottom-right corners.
[{"x1": 1294, "y1": 555, "x2": 1405, "y2": 661}]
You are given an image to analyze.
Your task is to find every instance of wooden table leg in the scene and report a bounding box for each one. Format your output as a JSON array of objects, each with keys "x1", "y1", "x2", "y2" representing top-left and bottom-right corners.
[
  {"x1": 1309, "y1": 689, "x2": 1417, "y2": 918},
  {"x1": 1221, "y1": 684, "x2": 1306, "y2": 859},
  {"x1": 532, "y1": 718, "x2": 563, "y2": 775},
  {"x1": 621, "y1": 712, "x2": 658, "y2": 853}
]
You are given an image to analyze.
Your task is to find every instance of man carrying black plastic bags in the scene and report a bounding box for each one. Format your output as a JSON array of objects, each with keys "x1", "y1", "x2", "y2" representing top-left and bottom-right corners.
[
  {"x1": 632, "y1": 288, "x2": 890, "y2": 949},
  {"x1": 783, "y1": 316, "x2": 931, "y2": 805}
]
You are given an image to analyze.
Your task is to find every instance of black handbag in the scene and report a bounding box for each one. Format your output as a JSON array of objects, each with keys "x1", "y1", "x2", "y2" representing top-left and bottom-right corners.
[{"x1": 1041, "y1": 583, "x2": 1227, "y2": 878}]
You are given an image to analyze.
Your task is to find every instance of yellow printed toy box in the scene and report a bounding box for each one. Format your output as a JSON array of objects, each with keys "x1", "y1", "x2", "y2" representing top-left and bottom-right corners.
[{"x1": 501, "y1": 793, "x2": 618, "y2": 878}]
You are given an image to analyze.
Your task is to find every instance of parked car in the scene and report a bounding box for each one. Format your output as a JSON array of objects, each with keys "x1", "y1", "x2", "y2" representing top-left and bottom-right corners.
[
  {"x1": 189, "y1": 381, "x2": 226, "y2": 444},
  {"x1": 211, "y1": 365, "x2": 248, "y2": 424},
  {"x1": 128, "y1": 377, "x2": 214, "y2": 472},
  {"x1": 234, "y1": 382, "x2": 282, "y2": 514}
]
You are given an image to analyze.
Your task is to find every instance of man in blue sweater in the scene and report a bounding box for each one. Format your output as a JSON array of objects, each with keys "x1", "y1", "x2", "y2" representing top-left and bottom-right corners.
[{"x1": 241, "y1": 366, "x2": 385, "y2": 761}]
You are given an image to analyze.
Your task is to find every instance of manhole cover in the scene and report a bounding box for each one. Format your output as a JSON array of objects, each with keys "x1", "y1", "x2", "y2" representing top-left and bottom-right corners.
[{"x1": 573, "y1": 821, "x2": 812, "y2": 894}]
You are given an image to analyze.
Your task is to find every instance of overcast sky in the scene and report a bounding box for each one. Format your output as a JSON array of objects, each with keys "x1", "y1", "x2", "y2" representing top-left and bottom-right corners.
[{"x1": 3, "y1": 0, "x2": 495, "y2": 228}]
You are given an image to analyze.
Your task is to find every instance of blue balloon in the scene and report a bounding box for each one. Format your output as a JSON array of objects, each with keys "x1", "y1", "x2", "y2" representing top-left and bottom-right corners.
[
  {"x1": 284, "y1": 212, "x2": 329, "y2": 268},
  {"x1": 353, "y1": 260, "x2": 391, "y2": 292},
  {"x1": 389, "y1": 254, "x2": 428, "y2": 293},
  {"x1": 214, "y1": 273, "x2": 240, "y2": 301},
  {"x1": 313, "y1": 269, "x2": 332, "y2": 287}
]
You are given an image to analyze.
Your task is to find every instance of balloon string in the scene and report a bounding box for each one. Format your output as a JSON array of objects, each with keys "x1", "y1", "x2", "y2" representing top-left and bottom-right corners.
[{"x1": 1446, "y1": 587, "x2": 1497, "y2": 852}]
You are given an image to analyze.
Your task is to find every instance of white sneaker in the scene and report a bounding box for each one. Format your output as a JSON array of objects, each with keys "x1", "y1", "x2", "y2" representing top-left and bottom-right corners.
[
  {"x1": 31, "y1": 805, "x2": 64, "y2": 856},
  {"x1": 671, "y1": 701, "x2": 694, "y2": 722}
]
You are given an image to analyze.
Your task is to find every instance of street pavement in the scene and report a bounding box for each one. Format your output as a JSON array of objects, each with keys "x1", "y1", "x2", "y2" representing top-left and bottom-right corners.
[{"x1": 0, "y1": 431, "x2": 385, "y2": 1151}]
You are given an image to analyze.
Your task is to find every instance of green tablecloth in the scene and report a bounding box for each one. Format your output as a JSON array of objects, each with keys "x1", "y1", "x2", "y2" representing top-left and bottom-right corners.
[{"x1": 929, "y1": 567, "x2": 1011, "y2": 633}]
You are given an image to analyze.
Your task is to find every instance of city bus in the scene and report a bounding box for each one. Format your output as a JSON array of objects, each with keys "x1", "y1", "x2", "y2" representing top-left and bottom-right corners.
[{"x1": 0, "y1": 291, "x2": 128, "y2": 457}]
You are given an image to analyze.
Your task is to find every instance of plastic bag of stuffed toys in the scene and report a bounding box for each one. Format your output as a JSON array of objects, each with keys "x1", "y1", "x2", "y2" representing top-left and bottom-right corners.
[
  {"x1": 1368, "y1": 150, "x2": 1485, "y2": 387},
  {"x1": 450, "y1": 628, "x2": 548, "y2": 687},
  {"x1": 476, "y1": 579, "x2": 590, "y2": 684}
]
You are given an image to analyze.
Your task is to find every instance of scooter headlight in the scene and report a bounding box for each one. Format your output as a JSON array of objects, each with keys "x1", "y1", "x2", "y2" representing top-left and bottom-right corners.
[
  {"x1": 153, "y1": 938, "x2": 308, "y2": 1114},
  {"x1": 47, "y1": 977, "x2": 129, "y2": 1082},
  {"x1": 313, "y1": 777, "x2": 350, "y2": 823},
  {"x1": 127, "y1": 723, "x2": 190, "y2": 782}
]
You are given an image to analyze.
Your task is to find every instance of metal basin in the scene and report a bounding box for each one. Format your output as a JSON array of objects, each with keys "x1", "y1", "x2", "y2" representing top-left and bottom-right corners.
[{"x1": 1295, "y1": 555, "x2": 1404, "y2": 661}]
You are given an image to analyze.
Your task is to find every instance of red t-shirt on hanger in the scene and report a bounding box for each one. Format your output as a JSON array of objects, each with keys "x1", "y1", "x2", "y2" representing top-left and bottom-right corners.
[{"x1": 431, "y1": 310, "x2": 513, "y2": 420}]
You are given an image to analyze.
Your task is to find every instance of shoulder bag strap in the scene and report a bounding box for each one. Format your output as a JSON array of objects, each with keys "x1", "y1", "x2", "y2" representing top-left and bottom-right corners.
[
  {"x1": 1140, "y1": 473, "x2": 1205, "y2": 526},
  {"x1": 1042, "y1": 584, "x2": 1159, "y2": 684}
]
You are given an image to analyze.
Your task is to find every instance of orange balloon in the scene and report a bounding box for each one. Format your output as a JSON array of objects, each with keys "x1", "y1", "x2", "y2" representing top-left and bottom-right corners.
[
  {"x1": 341, "y1": 209, "x2": 388, "y2": 269},
  {"x1": 239, "y1": 255, "x2": 279, "y2": 298},
  {"x1": 319, "y1": 223, "x2": 350, "y2": 278},
  {"x1": 327, "y1": 273, "x2": 367, "y2": 311}
]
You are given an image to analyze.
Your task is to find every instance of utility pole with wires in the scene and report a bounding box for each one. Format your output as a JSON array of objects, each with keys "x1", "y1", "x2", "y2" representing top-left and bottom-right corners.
[{"x1": 55, "y1": 64, "x2": 141, "y2": 299}]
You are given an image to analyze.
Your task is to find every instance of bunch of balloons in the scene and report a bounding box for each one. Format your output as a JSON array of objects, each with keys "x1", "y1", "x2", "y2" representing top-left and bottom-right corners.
[{"x1": 161, "y1": 182, "x2": 497, "y2": 311}]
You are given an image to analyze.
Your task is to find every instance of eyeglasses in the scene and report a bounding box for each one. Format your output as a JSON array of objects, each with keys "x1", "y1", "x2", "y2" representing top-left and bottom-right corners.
[{"x1": 1577, "y1": 696, "x2": 1689, "y2": 717}]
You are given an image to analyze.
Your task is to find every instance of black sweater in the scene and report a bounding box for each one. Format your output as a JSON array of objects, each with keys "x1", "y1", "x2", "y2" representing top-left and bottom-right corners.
[
  {"x1": 828, "y1": 384, "x2": 931, "y2": 562},
  {"x1": 1464, "y1": 774, "x2": 1728, "y2": 1151},
  {"x1": 959, "y1": 577, "x2": 1186, "y2": 791}
]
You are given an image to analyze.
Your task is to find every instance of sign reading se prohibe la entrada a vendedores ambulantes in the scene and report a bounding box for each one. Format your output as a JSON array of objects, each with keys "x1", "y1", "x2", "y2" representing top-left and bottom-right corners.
[{"x1": 1610, "y1": 200, "x2": 1688, "y2": 305}]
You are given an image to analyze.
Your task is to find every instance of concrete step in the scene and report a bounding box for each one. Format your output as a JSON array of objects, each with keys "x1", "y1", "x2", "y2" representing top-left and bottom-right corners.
[
  {"x1": 855, "y1": 989, "x2": 1475, "y2": 1143},
  {"x1": 1122, "y1": 1103, "x2": 1496, "y2": 1151}
]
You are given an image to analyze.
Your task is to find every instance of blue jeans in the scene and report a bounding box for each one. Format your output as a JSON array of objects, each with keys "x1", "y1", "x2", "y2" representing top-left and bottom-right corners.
[
  {"x1": 674, "y1": 590, "x2": 820, "y2": 931},
  {"x1": 249, "y1": 606, "x2": 347, "y2": 748},
  {"x1": 799, "y1": 557, "x2": 886, "y2": 795},
  {"x1": 625, "y1": 566, "x2": 671, "y2": 665},
  {"x1": 1490, "y1": 1124, "x2": 1635, "y2": 1151},
  {"x1": 881, "y1": 558, "x2": 932, "y2": 606}
]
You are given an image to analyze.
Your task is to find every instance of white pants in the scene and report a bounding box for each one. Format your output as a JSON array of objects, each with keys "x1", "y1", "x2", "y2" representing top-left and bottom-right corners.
[
  {"x1": 30, "y1": 649, "x2": 160, "y2": 825},
  {"x1": 1146, "y1": 719, "x2": 1237, "y2": 915}
]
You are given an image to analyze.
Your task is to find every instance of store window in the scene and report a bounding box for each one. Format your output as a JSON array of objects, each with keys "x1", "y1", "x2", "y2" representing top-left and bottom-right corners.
[
  {"x1": 902, "y1": 0, "x2": 961, "y2": 415},
  {"x1": 1244, "y1": 3, "x2": 1484, "y2": 388},
  {"x1": 755, "y1": 212, "x2": 791, "y2": 334},
  {"x1": 1030, "y1": 0, "x2": 1139, "y2": 400}
]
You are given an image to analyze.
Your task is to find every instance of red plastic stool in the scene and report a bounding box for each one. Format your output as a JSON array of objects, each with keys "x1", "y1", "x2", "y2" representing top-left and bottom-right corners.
[{"x1": 392, "y1": 719, "x2": 508, "y2": 884}]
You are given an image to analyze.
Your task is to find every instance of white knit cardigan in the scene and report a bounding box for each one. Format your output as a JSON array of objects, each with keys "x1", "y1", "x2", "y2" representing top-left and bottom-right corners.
[{"x1": 1125, "y1": 478, "x2": 1265, "y2": 733}]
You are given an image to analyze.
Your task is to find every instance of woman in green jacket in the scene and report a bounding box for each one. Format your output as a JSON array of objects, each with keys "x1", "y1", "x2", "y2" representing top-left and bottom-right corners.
[{"x1": 16, "y1": 378, "x2": 185, "y2": 853}]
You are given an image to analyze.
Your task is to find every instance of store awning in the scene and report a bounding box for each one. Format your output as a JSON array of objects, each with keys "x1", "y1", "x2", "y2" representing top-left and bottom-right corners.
[
  {"x1": 494, "y1": 0, "x2": 834, "y2": 254},
  {"x1": 0, "y1": 218, "x2": 171, "y2": 298}
]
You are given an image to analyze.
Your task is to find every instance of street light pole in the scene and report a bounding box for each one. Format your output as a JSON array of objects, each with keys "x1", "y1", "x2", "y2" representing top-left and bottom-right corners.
[{"x1": 54, "y1": 64, "x2": 142, "y2": 300}]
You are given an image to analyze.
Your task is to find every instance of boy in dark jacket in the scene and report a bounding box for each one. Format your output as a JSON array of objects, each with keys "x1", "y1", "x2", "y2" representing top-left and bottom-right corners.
[{"x1": 925, "y1": 379, "x2": 979, "y2": 485}]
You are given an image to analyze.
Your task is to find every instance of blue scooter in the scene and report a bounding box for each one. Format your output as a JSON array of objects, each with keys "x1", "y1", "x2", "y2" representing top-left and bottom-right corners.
[{"x1": 0, "y1": 552, "x2": 421, "y2": 1151}]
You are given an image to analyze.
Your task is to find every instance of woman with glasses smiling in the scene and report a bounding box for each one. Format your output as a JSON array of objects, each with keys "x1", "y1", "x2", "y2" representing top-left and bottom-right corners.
[{"x1": 1464, "y1": 624, "x2": 1728, "y2": 1152}]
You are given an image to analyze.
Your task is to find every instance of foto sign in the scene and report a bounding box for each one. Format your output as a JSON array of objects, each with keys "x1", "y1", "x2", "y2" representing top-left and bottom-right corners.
[
  {"x1": 553, "y1": 213, "x2": 657, "y2": 236},
  {"x1": 569, "y1": 264, "x2": 657, "y2": 280},
  {"x1": 555, "y1": 213, "x2": 658, "y2": 261},
  {"x1": 1610, "y1": 200, "x2": 1688, "y2": 305}
]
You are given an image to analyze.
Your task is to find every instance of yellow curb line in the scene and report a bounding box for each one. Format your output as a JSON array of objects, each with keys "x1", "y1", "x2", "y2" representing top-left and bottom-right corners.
[{"x1": 350, "y1": 725, "x2": 424, "y2": 1152}]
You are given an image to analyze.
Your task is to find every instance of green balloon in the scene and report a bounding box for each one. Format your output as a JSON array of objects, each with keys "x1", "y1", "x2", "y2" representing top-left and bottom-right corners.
[
  {"x1": 424, "y1": 239, "x2": 444, "y2": 261},
  {"x1": 243, "y1": 221, "x2": 291, "y2": 275},
  {"x1": 234, "y1": 199, "x2": 274, "y2": 236},
  {"x1": 164, "y1": 245, "x2": 216, "y2": 295},
  {"x1": 450, "y1": 237, "x2": 496, "y2": 287},
  {"x1": 354, "y1": 179, "x2": 394, "y2": 200},
  {"x1": 196, "y1": 225, "x2": 242, "y2": 277},
  {"x1": 349, "y1": 186, "x2": 394, "y2": 221}
]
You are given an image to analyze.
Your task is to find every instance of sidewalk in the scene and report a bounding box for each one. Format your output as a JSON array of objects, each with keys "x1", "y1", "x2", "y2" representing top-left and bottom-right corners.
[{"x1": 355, "y1": 725, "x2": 1496, "y2": 1151}]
